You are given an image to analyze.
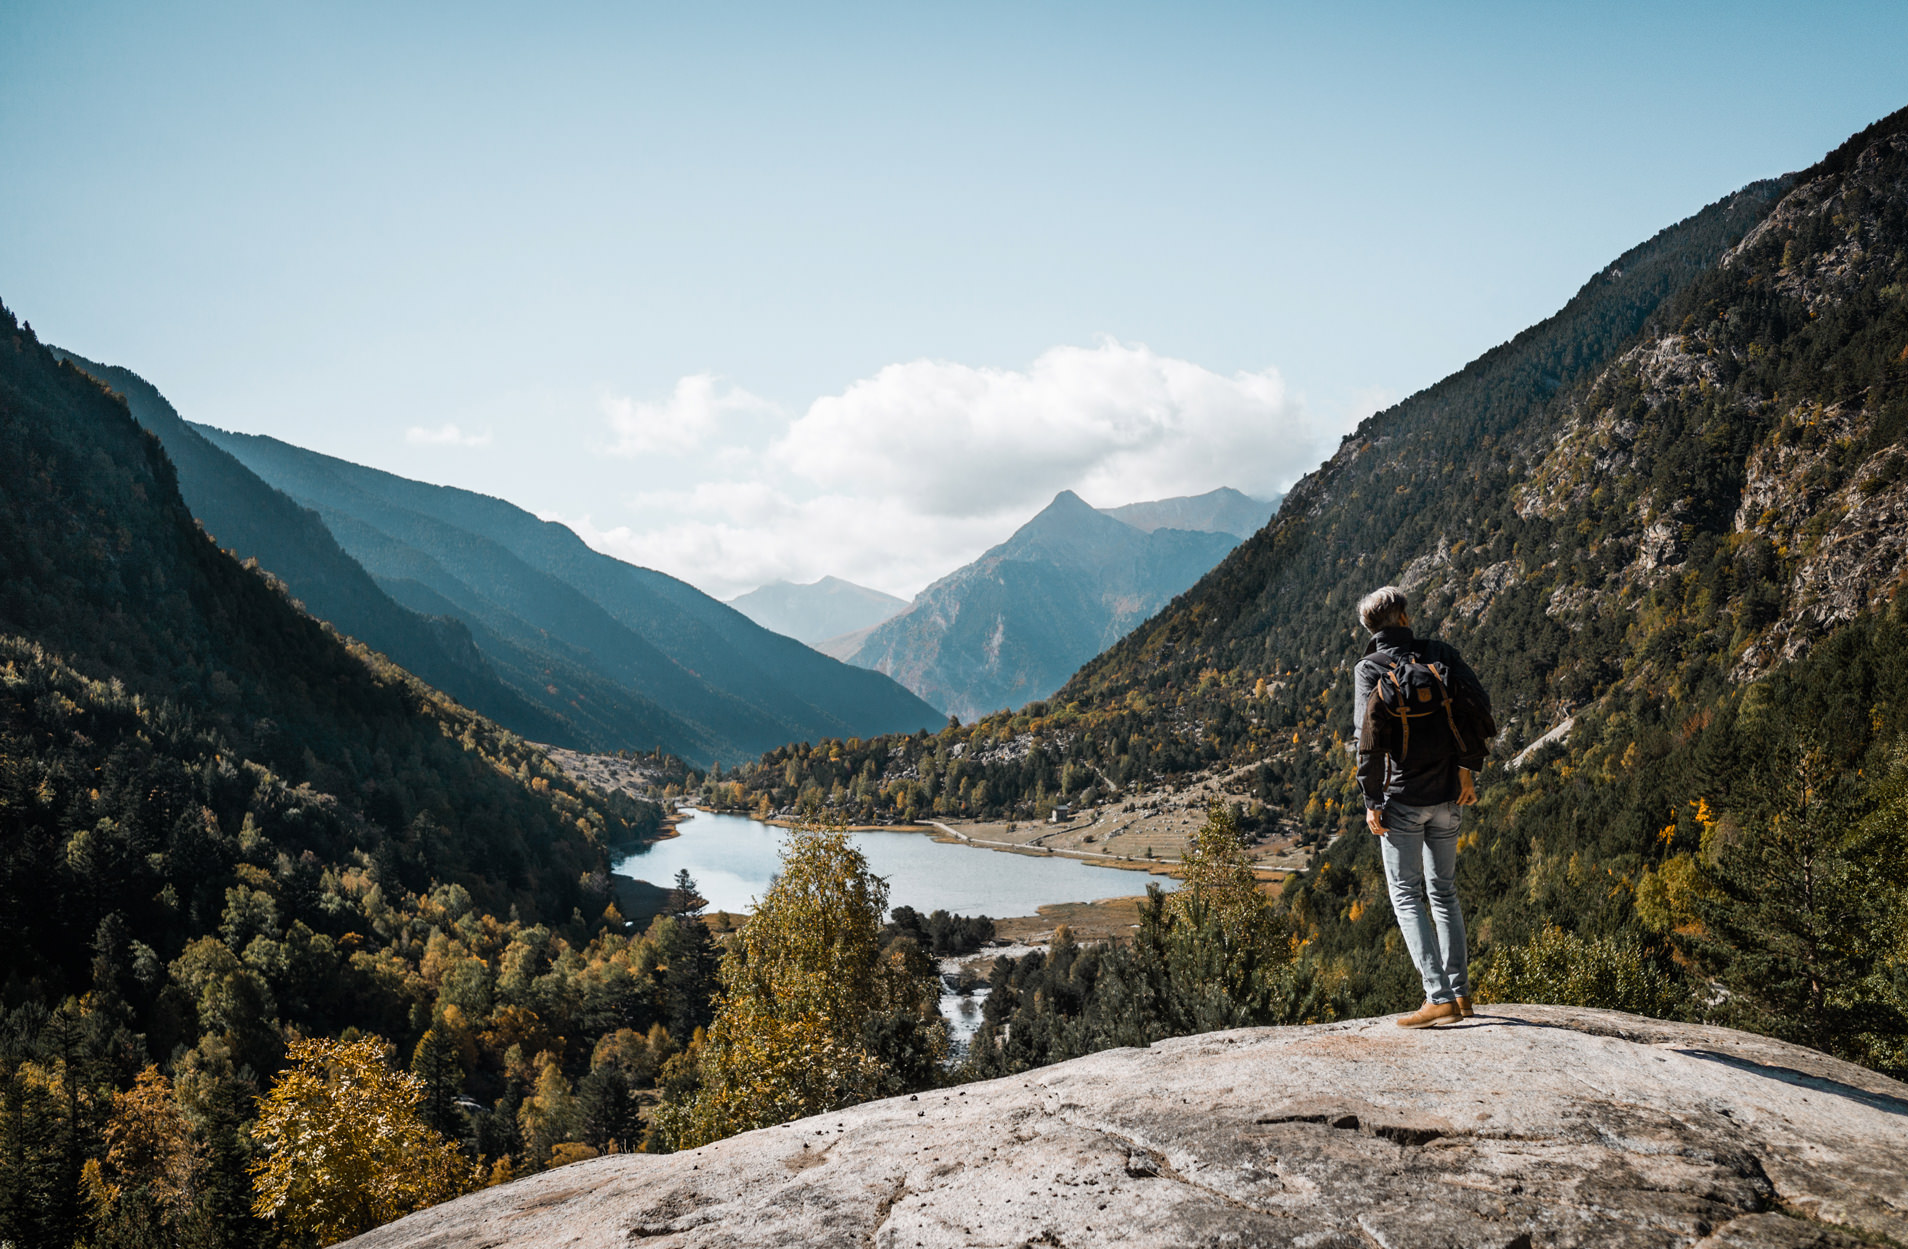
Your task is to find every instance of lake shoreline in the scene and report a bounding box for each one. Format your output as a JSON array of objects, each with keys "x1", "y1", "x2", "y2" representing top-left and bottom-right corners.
[
  {"x1": 679, "y1": 807, "x2": 1194, "y2": 879},
  {"x1": 617, "y1": 808, "x2": 1178, "y2": 922}
]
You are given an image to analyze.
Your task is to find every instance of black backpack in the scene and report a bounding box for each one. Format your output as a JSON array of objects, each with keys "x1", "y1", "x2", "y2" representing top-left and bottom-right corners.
[{"x1": 1361, "y1": 651, "x2": 1492, "y2": 774}]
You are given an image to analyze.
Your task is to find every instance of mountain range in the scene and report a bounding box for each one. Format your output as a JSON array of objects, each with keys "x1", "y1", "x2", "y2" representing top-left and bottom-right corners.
[
  {"x1": 196, "y1": 427, "x2": 941, "y2": 763},
  {"x1": 39, "y1": 359, "x2": 943, "y2": 763},
  {"x1": 50, "y1": 352, "x2": 575, "y2": 741},
  {"x1": 0, "y1": 297, "x2": 655, "y2": 999},
  {"x1": 838, "y1": 490, "x2": 1247, "y2": 720}
]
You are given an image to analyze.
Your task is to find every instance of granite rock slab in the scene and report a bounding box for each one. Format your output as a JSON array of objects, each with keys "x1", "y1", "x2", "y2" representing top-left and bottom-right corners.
[{"x1": 345, "y1": 1006, "x2": 1908, "y2": 1249}]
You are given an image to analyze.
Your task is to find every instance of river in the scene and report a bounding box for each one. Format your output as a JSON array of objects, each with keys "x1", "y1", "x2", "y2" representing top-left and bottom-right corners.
[{"x1": 612, "y1": 809, "x2": 1176, "y2": 919}]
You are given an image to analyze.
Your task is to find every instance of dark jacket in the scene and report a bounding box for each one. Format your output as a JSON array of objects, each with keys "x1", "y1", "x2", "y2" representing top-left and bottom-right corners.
[{"x1": 1352, "y1": 626, "x2": 1489, "y2": 812}]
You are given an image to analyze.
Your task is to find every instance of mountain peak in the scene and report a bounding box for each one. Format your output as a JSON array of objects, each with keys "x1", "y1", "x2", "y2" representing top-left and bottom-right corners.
[
  {"x1": 1010, "y1": 489, "x2": 1132, "y2": 549},
  {"x1": 840, "y1": 487, "x2": 1240, "y2": 718}
]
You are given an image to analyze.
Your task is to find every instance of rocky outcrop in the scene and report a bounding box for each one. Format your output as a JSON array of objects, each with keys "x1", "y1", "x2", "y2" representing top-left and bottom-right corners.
[{"x1": 346, "y1": 1007, "x2": 1908, "y2": 1248}]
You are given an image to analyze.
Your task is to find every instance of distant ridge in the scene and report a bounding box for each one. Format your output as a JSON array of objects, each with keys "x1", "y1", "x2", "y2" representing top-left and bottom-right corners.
[
  {"x1": 1099, "y1": 486, "x2": 1278, "y2": 538},
  {"x1": 728, "y1": 576, "x2": 907, "y2": 646},
  {"x1": 51, "y1": 352, "x2": 583, "y2": 745},
  {"x1": 195, "y1": 429, "x2": 944, "y2": 763}
]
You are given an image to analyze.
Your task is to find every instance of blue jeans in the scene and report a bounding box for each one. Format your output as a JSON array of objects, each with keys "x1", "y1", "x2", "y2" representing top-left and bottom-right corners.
[{"x1": 1377, "y1": 801, "x2": 1468, "y2": 1005}]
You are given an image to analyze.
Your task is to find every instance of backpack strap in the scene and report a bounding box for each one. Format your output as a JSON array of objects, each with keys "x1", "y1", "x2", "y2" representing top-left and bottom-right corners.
[
  {"x1": 1425, "y1": 659, "x2": 1470, "y2": 755},
  {"x1": 1384, "y1": 661, "x2": 1410, "y2": 763},
  {"x1": 1443, "y1": 695, "x2": 1468, "y2": 754}
]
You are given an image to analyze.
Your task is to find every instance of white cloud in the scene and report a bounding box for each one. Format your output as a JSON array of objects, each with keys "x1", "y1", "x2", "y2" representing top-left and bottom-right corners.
[
  {"x1": 405, "y1": 422, "x2": 492, "y2": 447},
  {"x1": 602, "y1": 373, "x2": 778, "y2": 456},
  {"x1": 570, "y1": 340, "x2": 1337, "y2": 600},
  {"x1": 775, "y1": 338, "x2": 1316, "y2": 516}
]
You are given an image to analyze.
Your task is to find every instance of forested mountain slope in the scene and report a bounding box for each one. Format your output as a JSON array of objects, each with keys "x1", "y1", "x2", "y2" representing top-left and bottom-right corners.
[
  {"x1": 715, "y1": 164, "x2": 1795, "y2": 821},
  {"x1": 1065, "y1": 179, "x2": 1807, "y2": 734},
  {"x1": 0, "y1": 297, "x2": 658, "y2": 989},
  {"x1": 1065, "y1": 110, "x2": 1908, "y2": 803},
  {"x1": 196, "y1": 428, "x2": 943, "y2": 763},
  {"x1": 0, "y1": 298, "x2": 690, "y2": 1244},
  {"x1": 845, "y1": 491, "x2": 1240, "y2": 720},
  {"x1": 49, "y1": 352, "x2": 588, "y2": 747}
]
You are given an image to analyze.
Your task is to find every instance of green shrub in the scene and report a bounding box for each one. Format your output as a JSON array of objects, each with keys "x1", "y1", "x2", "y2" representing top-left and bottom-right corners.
[{"x1": 1477, "y1": 926, "x2": 1687, "y2": 1019}]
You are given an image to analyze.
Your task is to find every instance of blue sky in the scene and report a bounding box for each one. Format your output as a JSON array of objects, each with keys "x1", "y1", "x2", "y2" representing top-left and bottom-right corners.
[{"x1": 4, "y1": 1, "x2": 1905, "y2": 596}]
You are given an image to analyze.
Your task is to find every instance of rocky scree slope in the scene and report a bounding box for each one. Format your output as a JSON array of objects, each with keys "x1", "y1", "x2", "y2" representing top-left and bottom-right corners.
[{"x1": 347, "y1": 1006, "x2": 1908, "y2": 1249}]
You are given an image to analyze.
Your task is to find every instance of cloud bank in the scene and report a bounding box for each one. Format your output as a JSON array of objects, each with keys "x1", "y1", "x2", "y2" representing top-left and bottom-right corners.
[
  {"x1": 562, "y1": 340, "x2": 1330, "y2": 601},
  {"x1": 778, "y1": 341, "x2": 1308, "y2": 516},
  {"x1": 602, "y1": 374, "x2": 777, "y2": 455}
]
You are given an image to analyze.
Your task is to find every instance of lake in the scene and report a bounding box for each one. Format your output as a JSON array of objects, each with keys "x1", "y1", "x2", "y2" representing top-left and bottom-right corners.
[{"x1": 613, "y1": 809, "x2": 1177, "y2": 918}]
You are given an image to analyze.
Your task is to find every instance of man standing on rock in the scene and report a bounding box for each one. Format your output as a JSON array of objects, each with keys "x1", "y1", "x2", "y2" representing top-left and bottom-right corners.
[{"x1": 1351, "y1": 585, "x2": 1491, "y2": 1028}]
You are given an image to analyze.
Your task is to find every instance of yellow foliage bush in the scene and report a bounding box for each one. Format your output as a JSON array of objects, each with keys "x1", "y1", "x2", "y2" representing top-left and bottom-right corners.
[{"x1": 250, "y1": 1036, "x2": 475, "y2": 1245}]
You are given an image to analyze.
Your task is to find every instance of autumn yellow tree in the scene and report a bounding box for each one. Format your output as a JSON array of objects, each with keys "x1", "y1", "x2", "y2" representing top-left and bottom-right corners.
[
  {"x1": 250, "y1": 1036, "x2": 474, "y2": 1245},
  {"x1": 81, "y1": 1066, "x2": 208, "y2": 1249},
  {"x1": 652, "y1": 823, "x2": 945, "y2": 1149}
]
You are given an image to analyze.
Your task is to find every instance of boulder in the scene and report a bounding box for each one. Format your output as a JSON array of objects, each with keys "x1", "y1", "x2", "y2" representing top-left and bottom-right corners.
[{"x1": 346, "y1": 1006, "x2": 1908, "y2": 1248}]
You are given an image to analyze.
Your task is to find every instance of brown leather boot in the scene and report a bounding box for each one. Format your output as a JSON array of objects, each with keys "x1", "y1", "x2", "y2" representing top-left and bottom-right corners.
[
  {"x1": 1396, "y1": 1001, "x2": 1462, "y2": 1028},
  {"x1": 1456, "y1": 995, "x2": 1475, "y2": 1018}
]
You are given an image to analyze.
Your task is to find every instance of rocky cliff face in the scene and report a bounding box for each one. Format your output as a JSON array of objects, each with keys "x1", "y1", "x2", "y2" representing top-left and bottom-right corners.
[
  {"x1": 346, "y1": 1007, "x2": 1908, "y2": 1248},
  {"x1": 1500, "y1": 126, "x2": 1908, "y2": 685}
]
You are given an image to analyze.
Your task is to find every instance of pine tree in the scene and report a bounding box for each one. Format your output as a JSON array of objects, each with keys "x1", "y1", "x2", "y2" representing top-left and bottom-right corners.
[
  {"x1": 1691, "y1": 741, "x2": 1903, "y2": 1056},
  {"x1": 575, "y1": 1067, "x2": 638, "y2": 1153},
  {"x1": 409, "y1": 1026, "x2": 466, "y2": 1139}
]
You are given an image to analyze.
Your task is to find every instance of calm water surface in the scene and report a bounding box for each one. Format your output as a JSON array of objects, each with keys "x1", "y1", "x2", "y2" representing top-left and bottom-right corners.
[{"x1": 613, "y1": 809, "x2": 1176, "y2": 918}]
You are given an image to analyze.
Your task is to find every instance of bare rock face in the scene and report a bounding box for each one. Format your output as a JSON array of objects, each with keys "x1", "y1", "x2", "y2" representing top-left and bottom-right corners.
[{"x1": 347, "y1": 1007, "x2": 1908, "y2": 1249}]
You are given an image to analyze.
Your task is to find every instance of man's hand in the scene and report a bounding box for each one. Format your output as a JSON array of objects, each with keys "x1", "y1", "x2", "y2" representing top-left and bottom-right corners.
[
  {"x1": 1366, "y1": 806, "x2": 1386, "y2": 835},
  {"x1": 1458, "y1": 768, "x2": 1477, "y2": 807}
]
